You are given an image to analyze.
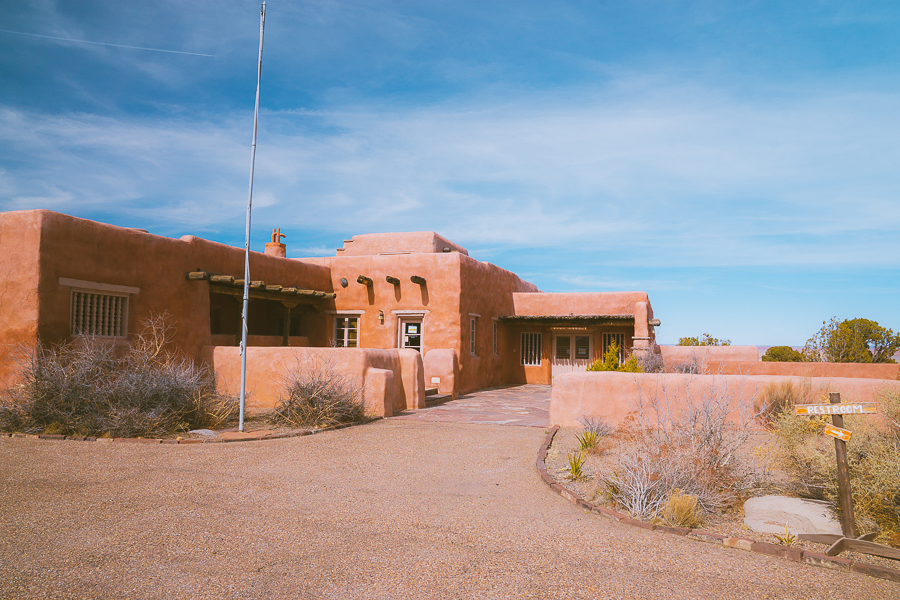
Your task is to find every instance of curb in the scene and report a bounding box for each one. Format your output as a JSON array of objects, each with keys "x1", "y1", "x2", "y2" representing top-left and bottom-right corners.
[
  {"x1": 536, "y1": 426, "x2": 900, "y2": 585},
  {"x1": 1, "y1": 418, "x2": 378, "y2": 446}
]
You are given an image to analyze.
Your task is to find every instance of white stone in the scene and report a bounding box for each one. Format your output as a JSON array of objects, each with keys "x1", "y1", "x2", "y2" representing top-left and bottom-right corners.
[
  {"x1": 743, "y1": 495, "x2": 842, "y2": 535},
  {"x1": 188, "y1": 429, "x2": 218, "y2": 437}
]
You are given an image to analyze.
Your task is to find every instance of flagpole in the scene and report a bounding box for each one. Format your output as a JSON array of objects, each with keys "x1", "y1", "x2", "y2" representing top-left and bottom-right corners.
[{"x1": 239, "y1": 1, "x2": 266, "y2": 432}]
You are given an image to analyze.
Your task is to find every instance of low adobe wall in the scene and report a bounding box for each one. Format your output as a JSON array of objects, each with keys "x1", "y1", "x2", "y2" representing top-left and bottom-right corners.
[
  {"x1": 706, "y1": 361, "x2": 900, "y2": 380},
  {"x1": 204, "y1": 346, "x2": 425, "y2": 417},
  {"x1": 658, "y1": 345, "x2": 760, "y2": 368},
  {"x1": 550, "y1": 371, "x2": 900, "y2": 428}
]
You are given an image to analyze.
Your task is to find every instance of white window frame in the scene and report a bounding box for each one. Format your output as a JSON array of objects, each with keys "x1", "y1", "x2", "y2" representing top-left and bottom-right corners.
[
  {"x1": 334, "y1": 316, "x2": 359, "y2": 348},
  {"x1": 521, "y1": 332, "x2": 542, "y2": 366}
]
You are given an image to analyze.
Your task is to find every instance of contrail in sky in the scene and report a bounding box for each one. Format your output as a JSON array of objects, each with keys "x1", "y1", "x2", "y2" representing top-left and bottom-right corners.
[{"x1": 0, "y1": 29, "x2": 216, "y2": 57}]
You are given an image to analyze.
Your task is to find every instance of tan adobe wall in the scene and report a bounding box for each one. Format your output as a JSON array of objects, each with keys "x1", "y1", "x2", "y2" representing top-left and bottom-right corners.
[
  {"x1": 335, "y1": 231, "x2": 468, "y2": 256},
  {"x1": 303, "y1": 251, "x2": 464, "y2": 356},
  {"x1": 0, "y1": 211, "x2": 43, "y2": 387},
  {"x1": 23, "y1": 210, "x2": 333, "y2": 367},
  {"x1": 550, "y1": 371, "x2": 900, "y2": 427},
  {"x1": 204, "y1": 346, "x2": 425, "y2": 416},
  {"x1": 659, "y1": 345, "x2": 760, "y2": 367},
  {"x1": 512, "y1": 291, "x2": 651, "y2": 317},
  {"x1": 706, "y1": 361, "x2": 900, "y2": 380},
  {"x1": 457, "y1": 254, "x2": 539, "y2": 393}
]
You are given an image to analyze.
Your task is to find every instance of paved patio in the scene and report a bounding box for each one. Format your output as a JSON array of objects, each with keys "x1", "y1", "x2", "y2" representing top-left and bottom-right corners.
[{"x1": 391, "y1": 384, "x2": 551, "y2": 427}]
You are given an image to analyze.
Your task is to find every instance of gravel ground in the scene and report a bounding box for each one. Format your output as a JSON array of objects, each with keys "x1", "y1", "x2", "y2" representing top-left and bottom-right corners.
[{"x1": 1, "y1": 420, "x2": 898, "y2": 599}]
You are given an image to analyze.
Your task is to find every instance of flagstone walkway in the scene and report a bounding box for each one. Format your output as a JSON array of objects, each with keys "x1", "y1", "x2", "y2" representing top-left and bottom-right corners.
[{"x1": 391, "y1": 384, "x2": 551, "y2": 427}]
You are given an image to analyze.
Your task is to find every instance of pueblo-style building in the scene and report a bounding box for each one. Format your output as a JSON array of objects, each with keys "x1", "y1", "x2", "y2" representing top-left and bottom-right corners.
[{"x1": 0, "y1": 210, "x2": 659, "y2": 412}]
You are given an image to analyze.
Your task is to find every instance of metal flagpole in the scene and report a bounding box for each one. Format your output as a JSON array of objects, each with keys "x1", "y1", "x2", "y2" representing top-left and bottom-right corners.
[{"x1": 239, "y1": 1, "x2": 266, "y2": 432}]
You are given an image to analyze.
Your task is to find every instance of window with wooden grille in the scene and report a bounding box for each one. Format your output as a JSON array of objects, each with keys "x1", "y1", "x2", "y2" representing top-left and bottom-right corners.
[
  {"x1": 71, "y1": 291, "x2": 129, "y2": 337},
  {"x1": 521, "y1": 332, "x2": 542, "y2": 366}
]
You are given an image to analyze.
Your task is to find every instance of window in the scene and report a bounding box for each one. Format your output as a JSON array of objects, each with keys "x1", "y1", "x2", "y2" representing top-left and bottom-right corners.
[
  {"x1": 470, "y1": 318, "x2": 477, "y2": 355},
  {"x1": 71, "y1": 290, "x2": 128, "y2": 337},
  {"x1": 521, "y1": 332, "x2": 542, "y2": 366},
  {"x1": 555, "y1": 336, "x2": 571, "y2": 360},
  {"x1": 575, "y1": 336, "x2": 591, "y2": 360},
  {"x1": 334, "y1": 317, "x2": 359, "y2": 347},
  {"x1": 492, "y1": 321, "x2": 499, "y2": 355},
  {"x1": 601, "y1": 332, "x2": 626, "y2": 365}
]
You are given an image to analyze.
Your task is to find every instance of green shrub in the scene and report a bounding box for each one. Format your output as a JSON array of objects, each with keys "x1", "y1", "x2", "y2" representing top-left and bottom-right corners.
[
  {"x1": 588, "y1": 341, "x2": 643, "y2": 373},
  {"x1": 271, "y1": 357, "x2": 365, "y2": 428},
  {"x1": 762, "y1": 346, "x2": 805, "y2": 362},
  {"x1": 0, "y1": 314, "x2": 236, "y2": 437}
]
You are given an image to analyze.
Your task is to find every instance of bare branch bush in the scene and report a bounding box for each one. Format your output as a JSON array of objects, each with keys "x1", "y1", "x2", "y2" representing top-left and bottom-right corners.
[
  {"x1": 600, "y1": 373, "x2": 771, "y2": 522},
  {"x1": 579, "y1": 415, "x2": 615, "y2": 439},
  {"x1": 271, "y1": 355, "x2": 365, "y2": 428},
  {"x1": 637, "y1": 350, "x2": 665, "y2": 373},
  {"x1": 0, "y1": 314, "x2": 237, "y2": 437}
]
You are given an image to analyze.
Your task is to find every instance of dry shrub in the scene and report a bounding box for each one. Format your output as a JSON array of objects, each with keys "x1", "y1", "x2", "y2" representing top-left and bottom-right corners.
[
  {"x1": 772, "y1": 386, "x2": 900, "y2": 547},
  {"x1": 637, "y1": 351, "x2": 665, "y2": 373},
  {"x1": 600, "y1": 375, "x2": 767, "y2": 521},
  {"x1": 0, "y1": 314, "x2": 237, "y2": 437},
  {"x1": 602, "y1": 442, "x2": 733, "y2": 520},
  {"x1": 660, "y1": 490, "x2": 703, "y2": 528},
  {"x1": 271, "y1": 356, "x2": 365, "y2": 428},
  {"x1": 756, "y1": 379, "x2": 813, "y2": 425}
]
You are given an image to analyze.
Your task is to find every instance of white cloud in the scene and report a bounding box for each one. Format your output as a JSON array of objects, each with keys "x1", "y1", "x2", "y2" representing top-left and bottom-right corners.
[{"x1": 1, "y1": 75, "x2": 899, "y2": 269}]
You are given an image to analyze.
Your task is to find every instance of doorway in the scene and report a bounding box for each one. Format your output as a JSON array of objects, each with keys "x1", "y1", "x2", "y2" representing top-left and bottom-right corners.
[
  {"x1": 551, "y1": 334, "x2": 592, "y2": 377},
  {"x1": 399, "y1": 318, "x2": 423, "y2": 352}
]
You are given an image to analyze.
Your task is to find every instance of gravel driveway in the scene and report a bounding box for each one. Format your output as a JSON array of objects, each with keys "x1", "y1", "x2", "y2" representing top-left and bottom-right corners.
[{"x1": 1, "y1": 420, "x2": 897, "y2": 599}]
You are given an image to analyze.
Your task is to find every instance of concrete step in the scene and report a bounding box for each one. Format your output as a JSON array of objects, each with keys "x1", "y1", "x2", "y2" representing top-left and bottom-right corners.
[
  {"x1": 425, "y1": 387, "x2": 439, "y2": 396},
  {"x1": 424, "y1": 393, "x2": 453, "y2": 407}
]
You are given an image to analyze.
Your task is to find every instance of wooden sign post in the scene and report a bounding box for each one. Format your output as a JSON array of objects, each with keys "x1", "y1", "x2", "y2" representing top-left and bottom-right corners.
[
  {"x1": 793, "y1": 393, "x2": 880, "y2": 539},
  {"x1": 828, "y1": 392, "x2": 857, "y2": 539}
]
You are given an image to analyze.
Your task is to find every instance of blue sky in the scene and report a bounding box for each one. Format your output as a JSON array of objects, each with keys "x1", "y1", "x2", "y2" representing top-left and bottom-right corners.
[{"x1": 1, "y1": 1, "x2": 898, "y2": 345}]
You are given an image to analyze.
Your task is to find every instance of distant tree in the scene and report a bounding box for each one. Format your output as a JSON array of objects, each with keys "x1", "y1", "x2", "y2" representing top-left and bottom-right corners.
[
  {"x1": 677, "y1": 333, "x2": 731, "y2": 347},
  {"x1": 803, "y1": 317, "x2": 900, "y2": 363},
  {"x1": 762, "y1": 346, "x2": 805, "y2": 362}
]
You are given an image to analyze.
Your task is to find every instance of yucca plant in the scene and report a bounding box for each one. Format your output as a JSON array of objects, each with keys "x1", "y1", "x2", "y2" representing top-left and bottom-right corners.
[{"x1": 568, "y1": 451, "x2": 587, "y2": 481}]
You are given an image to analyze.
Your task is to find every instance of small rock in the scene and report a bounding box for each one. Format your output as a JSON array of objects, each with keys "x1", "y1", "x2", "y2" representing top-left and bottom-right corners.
[
  {"x1": 744, "y1": 495, "x2": 842, "y2": 535},
  {"x1": 188, "y1": 429, "x2": 219, "y2": 437}
]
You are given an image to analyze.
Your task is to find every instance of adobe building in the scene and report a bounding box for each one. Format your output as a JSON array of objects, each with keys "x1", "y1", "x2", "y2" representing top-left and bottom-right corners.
[{"x1": 0, "y1": 210, "x2": 659, "y2": 408}]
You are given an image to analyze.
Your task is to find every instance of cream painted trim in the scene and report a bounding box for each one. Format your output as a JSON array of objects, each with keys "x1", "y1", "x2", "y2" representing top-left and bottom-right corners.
[
  {"x1": 468, "y1": 312, "x2": 481, "y2": 318},
  {"x1": 325, "y1": 310, "x2": 366, "y2": 315},
  {"x1": 59, "y1": 277, "x2": 140, "y2": 295},
  {"x1": 391, "y1": 309, "x2": 430, "y2": 315}
]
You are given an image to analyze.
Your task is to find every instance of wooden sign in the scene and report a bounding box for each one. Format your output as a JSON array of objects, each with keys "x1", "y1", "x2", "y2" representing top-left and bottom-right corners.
[
  {"x1": 794, "y1": 403, "x2": 876, "y2": 416},
  {"x1": 824, "y1": 423, "x2": 852, "y2": 442}
]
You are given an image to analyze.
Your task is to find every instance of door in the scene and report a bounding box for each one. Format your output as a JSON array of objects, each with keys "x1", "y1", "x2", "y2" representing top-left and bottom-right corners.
[
  {"x1": 400, "y1": 319, "x2": 423, "y2": 352},
  {"x1": 551, "y1": 334, "x2": 592, "y2": 377}
]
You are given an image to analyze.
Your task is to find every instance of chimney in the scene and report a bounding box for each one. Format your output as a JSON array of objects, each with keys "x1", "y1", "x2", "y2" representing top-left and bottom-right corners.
[{"x1": 265, "y1": 227, "x2": 286, "y2": 258}]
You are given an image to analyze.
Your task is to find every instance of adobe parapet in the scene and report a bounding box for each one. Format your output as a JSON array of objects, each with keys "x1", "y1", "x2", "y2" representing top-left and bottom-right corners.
[{"x1": 335, "y1": 232, "x2": 468, "y2": 256}]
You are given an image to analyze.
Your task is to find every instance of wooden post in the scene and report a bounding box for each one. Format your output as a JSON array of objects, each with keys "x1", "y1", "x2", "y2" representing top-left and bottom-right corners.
[
  {"x1": 282, "y1": 304, "x2": 291, "y2": 347},
  {"x1": 830, "y1": 392, "x2": 857, "y2": 538}
]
